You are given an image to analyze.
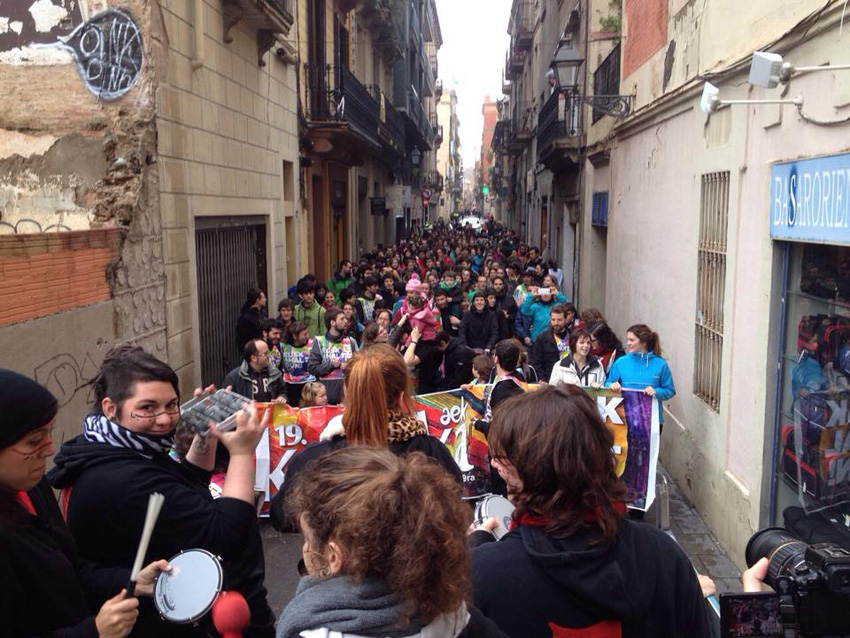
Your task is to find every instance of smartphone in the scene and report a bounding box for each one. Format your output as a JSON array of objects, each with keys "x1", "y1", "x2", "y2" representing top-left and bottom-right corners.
[{"x1": 719, "y1": 592, "x2": 782, "y2": 638}]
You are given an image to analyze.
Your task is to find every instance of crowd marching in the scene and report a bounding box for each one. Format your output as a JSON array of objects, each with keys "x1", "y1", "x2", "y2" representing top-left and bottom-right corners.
[{"x1": 2, "y1": 216, "x2": 744, "y2": 638}]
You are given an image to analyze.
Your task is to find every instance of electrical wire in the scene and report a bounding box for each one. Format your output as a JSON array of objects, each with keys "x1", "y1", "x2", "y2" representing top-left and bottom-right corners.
[{"x1": 797, "y1": 106, "x2": 850, "y2": 126}]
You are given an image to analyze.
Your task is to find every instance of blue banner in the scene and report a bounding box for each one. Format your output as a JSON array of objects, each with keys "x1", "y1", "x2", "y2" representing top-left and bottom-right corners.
[{"x1": 770, "y1": 152, "x2": 850, "y2": 244}]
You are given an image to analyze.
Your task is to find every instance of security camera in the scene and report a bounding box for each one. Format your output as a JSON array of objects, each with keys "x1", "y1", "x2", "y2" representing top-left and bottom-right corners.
[
  {"x1": 699, "y1": 82, "x2": 720, "y2": 114},
  {"x1": 749, "y1": 52, "x2": 788, "y2": 88}
]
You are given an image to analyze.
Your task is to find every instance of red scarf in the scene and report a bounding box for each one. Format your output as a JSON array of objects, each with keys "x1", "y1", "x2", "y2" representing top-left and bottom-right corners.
[
  {"x1": 15, "y1": 491, "x2": 36, "y2": 516},
  {"x1": 510, "y1": 501, "x2": 627, "y2": 530}
]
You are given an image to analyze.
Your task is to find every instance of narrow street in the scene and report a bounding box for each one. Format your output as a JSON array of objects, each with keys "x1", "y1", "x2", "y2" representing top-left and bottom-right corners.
[{"x1": 3, "y1": 0, "x2": 850, "y2": 637}]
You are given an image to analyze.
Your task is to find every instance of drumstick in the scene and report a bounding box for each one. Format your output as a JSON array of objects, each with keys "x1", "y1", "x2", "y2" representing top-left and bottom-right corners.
[{"x1": 126, "y1": 492, "x2": 165, "y2": 597}]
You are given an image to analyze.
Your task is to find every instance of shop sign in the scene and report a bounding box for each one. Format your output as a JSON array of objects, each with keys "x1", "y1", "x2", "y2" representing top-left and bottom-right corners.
[{"x1": 771, "y1": 152, "x2": 850, "y2": 244}]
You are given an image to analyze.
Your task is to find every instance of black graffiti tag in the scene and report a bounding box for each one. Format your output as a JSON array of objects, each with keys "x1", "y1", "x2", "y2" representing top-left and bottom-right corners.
[{"x1": 60, "y1": 9, "x2": 143, "y2": 100}]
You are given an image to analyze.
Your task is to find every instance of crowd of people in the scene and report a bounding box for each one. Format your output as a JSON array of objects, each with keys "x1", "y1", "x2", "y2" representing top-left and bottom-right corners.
[
  {"x1": 231, "y1": 219, "x2": 676, "y2": 413},
  {"x1": 2, "y1": 217, "x2": 754, "y2": 638}
]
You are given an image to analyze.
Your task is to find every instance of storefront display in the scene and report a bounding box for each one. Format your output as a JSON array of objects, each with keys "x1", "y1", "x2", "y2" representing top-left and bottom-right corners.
[{"x1": 771, "y1": 153, "x2": 850, "y2": 549}]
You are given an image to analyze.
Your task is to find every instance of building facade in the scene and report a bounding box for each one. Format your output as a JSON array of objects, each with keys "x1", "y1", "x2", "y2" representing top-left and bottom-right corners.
[
  {"x1": 494, "y1": 0, "x2": 621, "y2": 304},
  {"x1": 0, "y1": 0, "x2": 301, "y2": 441},
  {"x1": 589, "y1": 0, "x2": 850, "y2": 564},
  {"x1": 436, "y1": 88, "x2": 461, "y2": 219}
]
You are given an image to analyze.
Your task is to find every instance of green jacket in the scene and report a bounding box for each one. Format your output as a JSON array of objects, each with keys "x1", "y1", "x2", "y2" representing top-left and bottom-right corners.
[
  {"x1": 327, "y1": 273, "x2": 352, "y2": 301},
  {"x1": 294, "y1": 302, "x2": 326, "y2": 338}
]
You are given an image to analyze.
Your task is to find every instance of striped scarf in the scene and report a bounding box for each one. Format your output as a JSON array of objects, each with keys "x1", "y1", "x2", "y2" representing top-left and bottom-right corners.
[{"x1": 83, "y1": 414, "x2": 175, "y2": 459}]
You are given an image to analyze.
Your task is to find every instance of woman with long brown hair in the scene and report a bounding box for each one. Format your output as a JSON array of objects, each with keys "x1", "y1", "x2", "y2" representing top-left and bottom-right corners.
[
  {"x1": 269, "y1": 344, "x2": 461, "y2": 532},
  {"x1": 470, "y1": 385, "x2": 708, "y2": 638},
  {"x1": 275, "y1": 447, "x2": 506, "y2": 638}
]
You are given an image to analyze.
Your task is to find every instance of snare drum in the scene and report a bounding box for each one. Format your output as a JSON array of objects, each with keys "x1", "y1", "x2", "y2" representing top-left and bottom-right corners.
[
  {"x1": 473, "y1": 494, "x2": 515, "y2": 540},
  {"x1": 154, "y1": 549, "x2": 223, "y2": 625}
]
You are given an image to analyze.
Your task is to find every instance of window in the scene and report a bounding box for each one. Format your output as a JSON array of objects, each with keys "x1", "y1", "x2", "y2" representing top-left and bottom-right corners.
[
  {"x1": 694, "y1": 172, "x2": 730, "y2": 411},
  {"x1": 591, "y1": 191, "x2": 608, "y2": 227},
  {"x1": 592, "y1": 44, "x2": 620, "y2": 124}
]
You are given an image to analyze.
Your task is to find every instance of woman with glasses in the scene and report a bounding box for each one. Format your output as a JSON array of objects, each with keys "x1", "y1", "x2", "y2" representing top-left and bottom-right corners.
[
  {"x1": 1, "y1": 369, "x2": 170, "y2": 638},
  {"x1": 48, "y1": 346, "x2": 275, "y2": 637}
]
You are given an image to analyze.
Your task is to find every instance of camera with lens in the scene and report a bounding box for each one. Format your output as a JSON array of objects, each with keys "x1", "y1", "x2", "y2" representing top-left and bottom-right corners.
[{"x1": 720, "y1": 526, "x2": 850, "y2": 637}]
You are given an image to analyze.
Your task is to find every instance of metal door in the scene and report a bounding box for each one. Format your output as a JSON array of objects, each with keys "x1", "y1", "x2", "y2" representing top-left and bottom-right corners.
[{"x1": 196, "y1": 217, "x2": 267, "y2": 387}]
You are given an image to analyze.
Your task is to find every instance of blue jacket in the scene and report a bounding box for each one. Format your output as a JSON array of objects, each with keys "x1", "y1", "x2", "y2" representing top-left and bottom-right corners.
[
  {"x1": 606, "y1": 352, "x2": 676, "y2": 419},
  {"x1": 521, "y1": 293, "x2": 568, "y2": 342}
]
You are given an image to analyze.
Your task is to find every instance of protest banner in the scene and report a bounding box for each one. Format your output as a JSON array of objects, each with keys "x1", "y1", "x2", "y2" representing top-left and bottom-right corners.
[
  {"x1": 252, "y1": 385, "x2": 659, "y2": 513},
  {"x1": 584, "y1": 387, "x2": 661, "y2": 511}
]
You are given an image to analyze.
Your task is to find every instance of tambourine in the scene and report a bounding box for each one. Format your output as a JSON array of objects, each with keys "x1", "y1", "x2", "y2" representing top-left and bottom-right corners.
[
  {"x1": 154, "y1": 549, "x2": 223, "y2": 625},
  {"x1": 473, "y1": 494, "x2": 515, "y2": 540}
]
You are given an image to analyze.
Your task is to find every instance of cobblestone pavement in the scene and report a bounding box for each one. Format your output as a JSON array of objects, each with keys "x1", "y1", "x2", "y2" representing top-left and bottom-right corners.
[
  {"x1": 261, "y1": 466, "x2": 744, "y2": 616},
  {"x1": 652, "y1": 466, "x2": 743, "y2": 595}
]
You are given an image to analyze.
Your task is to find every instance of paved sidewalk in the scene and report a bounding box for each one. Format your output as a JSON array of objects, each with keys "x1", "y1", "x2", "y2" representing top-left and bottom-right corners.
[{"x1": 653, "y1": 466, "x2": 743, "y2": 595}]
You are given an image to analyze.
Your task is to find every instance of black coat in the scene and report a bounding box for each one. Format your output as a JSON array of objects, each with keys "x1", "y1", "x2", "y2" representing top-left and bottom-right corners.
[
  {"x1": 48, "y1": 437, "x2": 275, "y2": 638},
  {"x1": 0, "y1": 478, "x2": 127, "y2": 638},
  {"x1": 440, "y1": 338, "x2": 475, "y2": 391},
  {"x1": 458, "y1": 309, "x2": 498, "y2": 351},
  {"x1": 529, "y1": 328, "x2": 566, "y2": 382},
  {"x1": 471, "y1": 520, "x2": 711, "y2": 638},
  {"x1": 269, "y1": 434, "x2": 463, "y2": 533},
  {"x1": 236, "y1": 306, "x2": 265, "y2": 350},
  {"x1": 492, "y1": 294, "x2": 517, "y2": 341}
]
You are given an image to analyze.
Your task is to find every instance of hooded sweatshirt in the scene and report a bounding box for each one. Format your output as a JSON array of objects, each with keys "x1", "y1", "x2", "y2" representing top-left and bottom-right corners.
[
  {"x1": 606, "y1": 352, "x2": 675, "y2": 423},
  {"x1": 47, "y1": 437, "x2": 275, "y2": 638},
  {"x1": 471, "y1": 520, "x2": 710, "y2": 638}
]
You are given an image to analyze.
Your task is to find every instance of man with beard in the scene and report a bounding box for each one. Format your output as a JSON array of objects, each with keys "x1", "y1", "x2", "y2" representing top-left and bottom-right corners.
[
  {"x1": 490, "y1": 276, "x2": 517, "y2": 340},
  {"x1": 224, "y1": 338, "x2": 285, "y2": 402},
  {"x1": 262, "y1": 318, "x2": 285, "y2": 371},
  {"x1": 434, "y1": 289, "x2": 462, "y2": 337},
  {"x1": 529, "y1": 304, "x2": 571, "y2": 382},
  {"x1": 307, "y1": 308, "x2": 358, "y2": 405}
]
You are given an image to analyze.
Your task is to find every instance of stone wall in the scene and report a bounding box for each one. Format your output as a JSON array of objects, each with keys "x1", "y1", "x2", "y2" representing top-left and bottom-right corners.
[
  {"x1": 0, "y1": 0, "x2": 168, "y2": 442},
  {"x1": 156, "y1": 0, "x2": 300, "y2": 389}
]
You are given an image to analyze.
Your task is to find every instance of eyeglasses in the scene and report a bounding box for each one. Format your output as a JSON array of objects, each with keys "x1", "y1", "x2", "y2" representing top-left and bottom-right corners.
[{"x1": 130, "y1": 407, "x2": 181, "y2": 420}]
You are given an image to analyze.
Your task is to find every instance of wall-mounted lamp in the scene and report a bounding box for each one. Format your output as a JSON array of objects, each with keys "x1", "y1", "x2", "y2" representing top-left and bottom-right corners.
[
  {"x1": 700, "y1": 81, "x2": 803, "y2": 115},
  {"x1": 749, "y1": 51, "x2": 850, "y2": 89}
]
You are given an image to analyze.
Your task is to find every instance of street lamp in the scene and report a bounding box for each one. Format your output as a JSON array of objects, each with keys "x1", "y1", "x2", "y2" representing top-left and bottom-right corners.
[
  {"x1": 410, "y1": 147, "x2": 421, "y2": 167},
  {"x1": 549, "y1": 38, "x2": 631, "y2": 119}
]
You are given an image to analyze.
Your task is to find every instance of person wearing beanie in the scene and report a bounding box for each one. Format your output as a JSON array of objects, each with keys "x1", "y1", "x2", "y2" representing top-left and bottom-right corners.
[
  {"x1": 0, "y1": 368, "x2": 168, "y2": 638},
  {"x1": 47, "y1": 346, "x2": 276, "y2": 638}
]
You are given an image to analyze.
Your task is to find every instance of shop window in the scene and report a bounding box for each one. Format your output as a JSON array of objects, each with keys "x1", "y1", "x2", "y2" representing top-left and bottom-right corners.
[
  {"x1": 694, "y1": 172, "x2": 729, "y2": 412},
  {"x1": 775, "y1": 243, "x2": 850, "y2": 549}
]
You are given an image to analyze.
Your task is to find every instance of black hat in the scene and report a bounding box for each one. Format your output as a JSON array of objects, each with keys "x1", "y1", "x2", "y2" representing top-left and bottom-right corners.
[{"x1": 0, "y1": 369, "x2": 58, "y2": 450}]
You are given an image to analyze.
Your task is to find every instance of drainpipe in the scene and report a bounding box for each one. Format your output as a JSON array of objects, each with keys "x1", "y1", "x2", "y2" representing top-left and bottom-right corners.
[{"x1": 191, "y1": 0, "x2": 205, "y2": 70}]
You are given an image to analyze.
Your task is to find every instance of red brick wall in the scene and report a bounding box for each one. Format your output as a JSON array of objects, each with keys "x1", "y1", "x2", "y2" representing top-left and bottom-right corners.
[
  {"x1": 623, "y1": 0, "x2": 669, "y2": 79},
  {"x1": 0, "y1": 229, "x2": 121, "y2": 327}
]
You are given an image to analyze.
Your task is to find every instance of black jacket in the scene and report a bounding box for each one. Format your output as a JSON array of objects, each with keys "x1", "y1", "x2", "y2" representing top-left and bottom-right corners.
[
  {"x1": 458, "y1": 309, "x2": 498, "y2": 351},
  {"x1": 48, "y1": 438, "x2": 275, "y2": 638},
  {"x1": 529, "y1": 328, "x2": 568, "y2": 383},
  {"x1": 0, "y1": 478, "x2": 127, "y2": 638},
  {"x1": 236, "y1": 306, "x2": 264, "y2": 350},
  {"x1": 471, "y1": 520, "x2": 711, "y2": 638},
  {"x1": 269, "y1": 434, "x2": 463, "y2": 533},
  {"x1": 492, "y1": 294, "x2": 517, "y2": 341},
  {"x1": 224, "y1": 361, "x2": 285, "y2": 402},
  {"x1": 440, "y1": 338, "x2": 475, "y2": 391}
]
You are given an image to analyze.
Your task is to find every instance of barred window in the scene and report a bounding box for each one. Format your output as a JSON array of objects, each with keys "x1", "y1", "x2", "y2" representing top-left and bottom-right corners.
[{"x1": 694, "y1": 172, "x2": 730, "y2": 412}]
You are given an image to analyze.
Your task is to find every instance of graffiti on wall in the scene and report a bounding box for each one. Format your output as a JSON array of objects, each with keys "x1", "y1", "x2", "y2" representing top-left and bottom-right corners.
[
  {"x1": 58, "y1": 8, "x2": 143, "y2": 100},
  {"x1": 34, "y1": 352, "x2": 98, "y2": 407}
]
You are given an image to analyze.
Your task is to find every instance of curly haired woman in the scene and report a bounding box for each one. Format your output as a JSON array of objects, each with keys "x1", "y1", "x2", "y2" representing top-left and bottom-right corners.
[{"x1": 276, "y1": 446, "x2": 507, "y2": 638}]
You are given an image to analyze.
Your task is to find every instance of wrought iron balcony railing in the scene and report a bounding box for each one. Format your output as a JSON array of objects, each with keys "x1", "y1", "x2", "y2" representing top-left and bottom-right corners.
[{"x1": 306, "y1": 64, "x2": 381, "y2": 148}]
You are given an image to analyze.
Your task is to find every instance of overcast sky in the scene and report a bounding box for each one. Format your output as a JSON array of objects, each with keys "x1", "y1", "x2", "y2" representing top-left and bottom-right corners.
[{"x1": 435, "y1": 0, "x2": 511, "y2": 169}]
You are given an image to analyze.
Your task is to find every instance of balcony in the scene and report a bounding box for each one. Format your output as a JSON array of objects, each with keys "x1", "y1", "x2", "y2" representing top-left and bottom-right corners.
[
  {"x1": 358, "y1": 0, "x2": 405, "y2": 61},
  {"x1": 305, "y1": 65, "x2": 382, "y2": 165},
  {"x1": 370, "y1": 85, "x2": 406, "y2": 158},
  {"x1": 403, "y1": 87, "x2": 435, "y2": 150},
  {"x1": 508, "y1": 101, "x2": 534, "y2": 154},
  {"x1": 537, "y1": 90, "x2": 582, "y2": 171},
  {"x1": 435, "y1": 78, "x2": 443, "y2": 98},
  {"x1": 510, "y1": 0, "x2": 533, "y2": 52},
  {"x1": 502, "y1": 72, "x2": 512, "y2": 95},
  {"x1": 506, "y1": 48, "x2": 526, "y2": 78},
  {"x1": 221, "y1": 0, "x2": 293, "y2": 64}
]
